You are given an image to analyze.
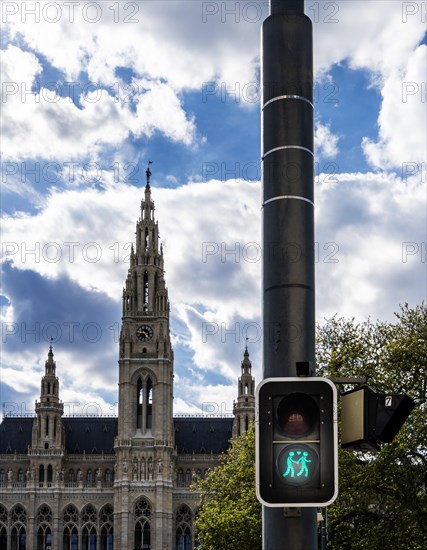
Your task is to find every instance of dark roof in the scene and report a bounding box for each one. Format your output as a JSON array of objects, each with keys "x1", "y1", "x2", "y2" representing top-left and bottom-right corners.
[
  {"x1": 63, "y1": 418, "x2": 118, "y2": 454},
  {"x1": 174, "y1": 417, "x2": 233, "y2": 454},
  {"x1": 0, "y1": 416, "x2": 233, "y2": 455},
  {"x1": 0, "y1": 417, "x2": 33, "y2": 453},
  {"x1": 0, "y1": 417, "x2": 118, "y2": 455}
]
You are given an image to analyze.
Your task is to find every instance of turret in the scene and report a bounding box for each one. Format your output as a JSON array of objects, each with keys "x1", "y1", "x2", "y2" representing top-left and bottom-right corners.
[{"x1": 233, "y1": 343, "x2": 256, "y2": 438}]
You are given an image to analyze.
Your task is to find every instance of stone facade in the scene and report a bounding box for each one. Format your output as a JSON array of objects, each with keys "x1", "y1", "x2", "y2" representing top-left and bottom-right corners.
[{"x1": 0, "y1": 180, "x2": 256, "y2": 550}]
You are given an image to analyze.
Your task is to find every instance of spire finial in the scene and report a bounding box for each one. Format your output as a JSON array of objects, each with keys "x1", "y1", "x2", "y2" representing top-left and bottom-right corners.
[
  {"x1": 145, "y1": 160, "x2": 153, "y2": 188},
  {"x1": 49, "y1": 338, "x2": 54, "y2": 355},
  {"x1": 245, "y1": 337, "x2": 249, "y2": 353}
]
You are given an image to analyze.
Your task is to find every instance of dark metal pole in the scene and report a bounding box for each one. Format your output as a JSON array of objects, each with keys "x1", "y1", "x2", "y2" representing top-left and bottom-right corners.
[{"x1": 262, "y1": 0, "x2": 316, "y2": 547}]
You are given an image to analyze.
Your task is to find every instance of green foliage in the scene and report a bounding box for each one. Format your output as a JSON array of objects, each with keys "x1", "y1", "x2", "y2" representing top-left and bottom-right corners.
[
  {"x1": 194, "y1": 304, "x2": 426, "y2": 549},
  {"x1": 316, "y1": 303, "x2": 427, "y2": 549},
  {"x1": 192, "y1": 423, "x2": 262, "y2": 550}
]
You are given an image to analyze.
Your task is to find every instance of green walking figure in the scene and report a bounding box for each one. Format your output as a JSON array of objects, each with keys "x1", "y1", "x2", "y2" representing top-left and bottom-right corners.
[
  {"x1": 297, "y1": 451, "x2": 311, "y2": 477},
  {"x1": 283, "y1": 451, "x2": 297, "y2": 477}
]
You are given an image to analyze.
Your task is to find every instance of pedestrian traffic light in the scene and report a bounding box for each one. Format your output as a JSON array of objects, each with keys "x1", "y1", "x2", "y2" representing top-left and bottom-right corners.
[
  {"x1": 341, "y1": 385, "x2": 415, "y2": 452},
  {"x1": 256, "y1": 377, "x2": 338, "y2": 507}
]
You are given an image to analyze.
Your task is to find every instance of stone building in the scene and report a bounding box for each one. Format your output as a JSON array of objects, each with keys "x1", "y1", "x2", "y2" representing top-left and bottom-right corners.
[{"x1": 0, "y1": 179, "x2": 256, "y2": 550}]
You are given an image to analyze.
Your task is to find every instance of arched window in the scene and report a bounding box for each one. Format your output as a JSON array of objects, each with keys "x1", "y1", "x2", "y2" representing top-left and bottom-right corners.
[
  {"x1": 11, "y1": 504, "x2": 27, "y2": 550},
  {"x1": 100, "y1": 505, "x2": 114, "y2": 550},
  {"x1": 87, "y1": 469, "x2": 94, "y2": 483},
  {"x1": 11, "y1": 524, "x2": 26, "y2": 550},
  {"x1": 177, "y1": 469, "x2": 183, "y2": 485},
  {"x1": 63, "y1": 524, "x2": 78, "y2": 550},
  {"x1": 185, "y1": 469, "x2": 192, "y2": 485},
  {"x1": 82, "y1": 524, "x2": 97, "y2": 550},
  {"x1": 63, "y1": 503, "x2": 79, "y2": 549},
  {"x1": 137, "y1": 378, "x2": 143, "y2": 429},
  {"x1": 46, "y1": 415, "x2": 49, "y2": 436},
  {"x1": 143, "y1": 271, "x2": 149, "y2": 306},
  {"x1": 176, "y1": 505, "x2": 192, "y2": 550},
  {"x1": 101, "y1": 526, "x2": 114, "y2": 550},
  {"x1": 37, "y1": 525, "x2": 52, "y2": 550},
  {"x1": 245, "y1": 415, "x2": 249, "y2": 432},
  {"x1": 0, "y1": 469, "x2": 5, "y2": 482},
  {"x1": 39, "y1": 465, "x2": 45, "y2": 483},
  {"x1": 17, "y1": 469, "x2": 24, "y2": 482},
  {"x1": 105, "y1": 469, "x2": 112, "y2": 482},
  {"x1": 146, "y1": 378, "x2": 153, "y2": 430},
  {"x1": 68, "y1": 469, "x2": 75, "y2": 483},
  {"x1": 81, "y1": 505, "x2": 98, "y2": 550},
  {"x1": 47, "y1": 465, "x2": 53, "y2": 483},
  {"x1": 134, "y1": 498, "x2": 151, "y2": 550}
]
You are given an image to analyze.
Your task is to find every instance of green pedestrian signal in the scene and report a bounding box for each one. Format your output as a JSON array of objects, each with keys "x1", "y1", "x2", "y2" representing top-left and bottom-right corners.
[
  {"x1": 256, "y1": 377, "x2": 338, "y2": 507},
  {"x1": 282, "y1": 449, "x2": 312, "y2": 478}
]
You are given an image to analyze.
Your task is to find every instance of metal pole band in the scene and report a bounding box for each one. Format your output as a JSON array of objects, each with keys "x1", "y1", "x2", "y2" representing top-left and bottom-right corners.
[
  {"x1": 263, "y1": 195, "x2": 314, "y2": 207},
  {"x1": 263, "y1": 94, "x2": 314, "y2": 110},
  {"x1": 262, "y1": 145, "x2": 314, "y2": 159}
]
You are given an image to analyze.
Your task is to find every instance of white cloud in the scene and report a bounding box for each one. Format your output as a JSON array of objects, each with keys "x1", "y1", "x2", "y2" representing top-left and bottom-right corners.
[
  {"x1": 0, "y1": 44, "x2": 198, "y2": 161},
  {"x1": 2, "y1": 174, "x2": 425, "y2": 414},
  {"x1": 362, "y1": 45, "x2": 427, "y2": 169},
  {"x1": 315, "y1": 122, "x2": 339, "y2": 158}
]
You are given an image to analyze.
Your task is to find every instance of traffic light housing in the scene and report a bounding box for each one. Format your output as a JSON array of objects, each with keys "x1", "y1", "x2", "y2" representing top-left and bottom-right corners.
[
  {"x1": 341, "y1": 385, "x2": 415, "y2": 452},
  {"x1": 256, "y1": 377, "x2": 338, "y2": 507}
]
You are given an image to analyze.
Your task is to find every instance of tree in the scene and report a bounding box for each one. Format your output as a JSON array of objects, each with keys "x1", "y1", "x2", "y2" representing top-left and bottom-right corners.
[
  {"x1": 194, "y1": 304, "x2": 426, "y2": 549},
  {"x1": 316, "y1": 303, "x2": 427, "y2": 549},
  {"x1": 192, "y1": 423, "x2": 262, "y2": 550}
]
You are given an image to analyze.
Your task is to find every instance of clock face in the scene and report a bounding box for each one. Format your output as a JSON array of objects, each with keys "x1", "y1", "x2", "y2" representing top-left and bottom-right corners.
[{"x1": 136, "y1": 325, "x2": 153, "y2": 342}]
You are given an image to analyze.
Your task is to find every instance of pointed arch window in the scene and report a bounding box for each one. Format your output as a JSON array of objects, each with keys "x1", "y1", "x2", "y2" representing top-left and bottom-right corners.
[
  {"x1": 11, "y1": 525, "x2": 26, "y2": 550},
  {"x1": 143, "y1": 271, "x2": 149, "y2": 307},
  {"x1": 145, "y1": 228, "x2": 149, "y2": 249},
  {"x1": 100, "y1": 504, "x2": 113, "y2": 550},
  {"x1": 134, "y1": 498, "x2": 151, "y2": 550},
  {"x1": 11, "y1": 504, "x2": 27, "y2": 550},
  {"x1": 37, "y1": 525, "x2": 52, "y2": 550},
  {"x1": 63, "y1": 525, "x2": 78, "y2": 550},
  {"x1": 82, "y1": 525, "x2": 97, "y2": 550},
  {"x1": 146, "y1": 378, "x2": 153, "y2": 430},
  {"x1": 39, "y1": 465, "x2": 45, "y2": 483},
  {"x1": 176, "y1": 505, "x2": 193, "y2": 550},
  {"x1": 137, "y1": 378, "x2": 143, "y2": 429},
  {"x1": 136, "y1": 376, "x2": 154, "y2": 433},
  {"x1": 47, "y1": 465, "x2": 53, "y2": 483},
  {"x1": 45, "y1": 416, "x2": 49, "y2": 436}
]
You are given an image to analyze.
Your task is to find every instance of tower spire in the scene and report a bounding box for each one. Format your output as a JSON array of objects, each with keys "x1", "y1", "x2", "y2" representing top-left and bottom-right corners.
[
  {"x1": 233, "y1": 346, "x2": 256, "y2": 438},
  {"x1": 145, "y1": 160, "x2": 153, "y2": 188},
  {"x1": 31, "y1": 343, "x2": 64, "y2": 450}
]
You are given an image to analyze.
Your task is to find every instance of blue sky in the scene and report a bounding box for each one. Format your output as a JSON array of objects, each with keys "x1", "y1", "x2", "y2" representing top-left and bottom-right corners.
[{"x1": 1, "y1": 0, "x2": 426, "y2": 418}]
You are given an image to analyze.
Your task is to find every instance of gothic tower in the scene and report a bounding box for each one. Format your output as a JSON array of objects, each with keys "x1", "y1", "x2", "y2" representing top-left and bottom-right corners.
[
  {"x1": 114, "y1": 167, "x2": 174, "y2": 549},
  {"x1": 30, "y1": 342, "x2": 65, "y2": 486},
  {"x1": 232, "y1": 344, "x2": 256, "y2": 438}
]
